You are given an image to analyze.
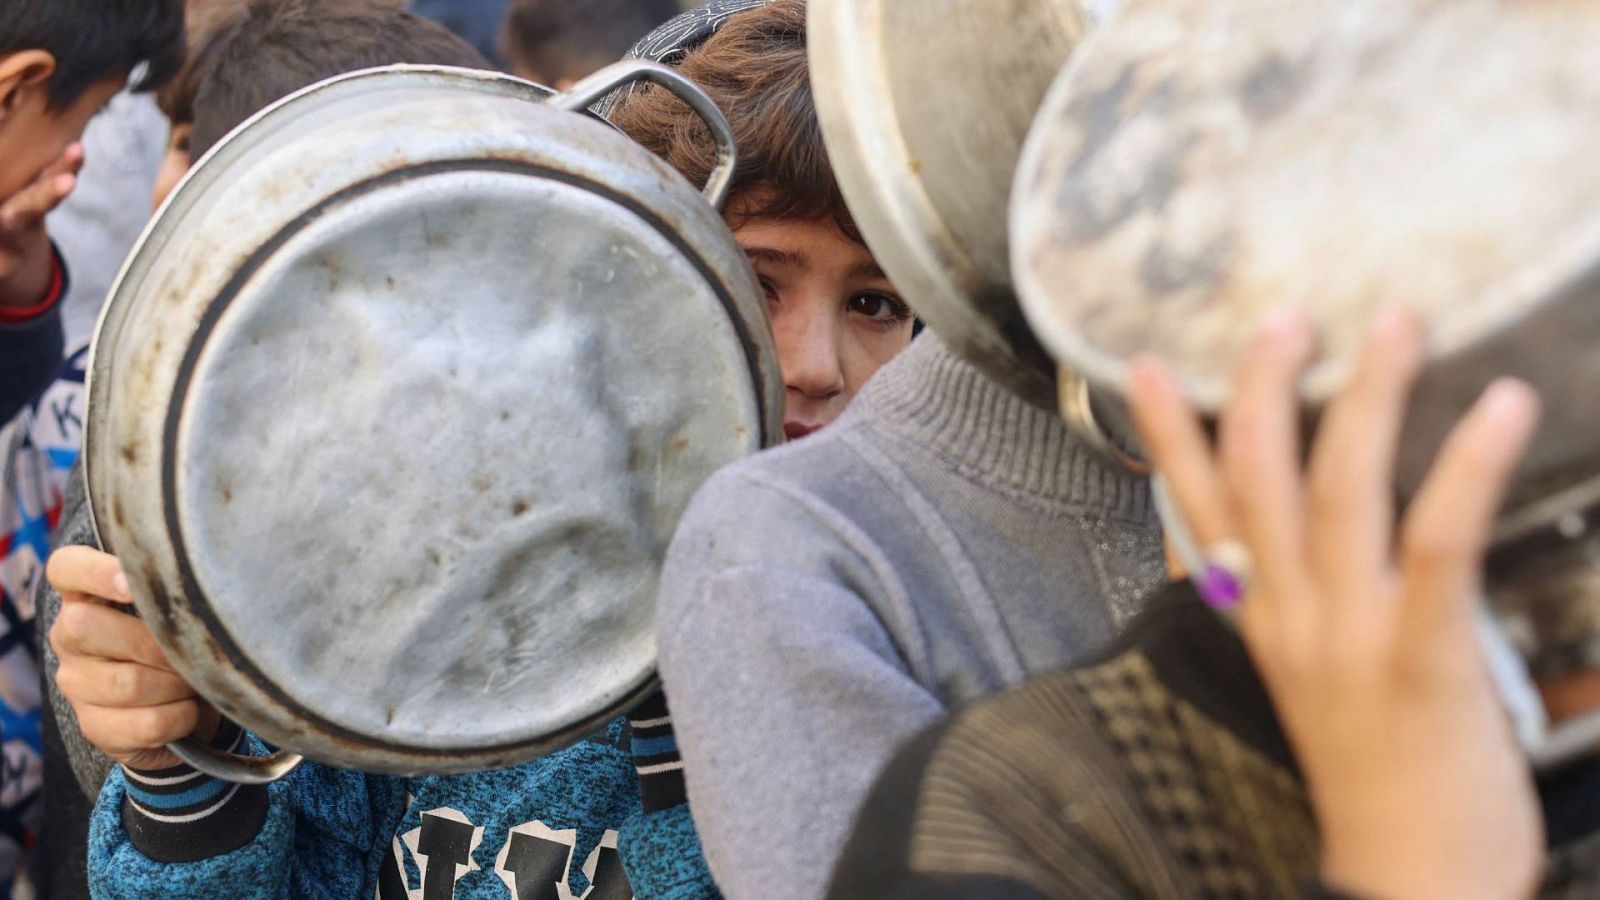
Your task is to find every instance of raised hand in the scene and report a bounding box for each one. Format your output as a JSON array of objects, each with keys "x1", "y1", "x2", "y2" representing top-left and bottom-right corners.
[
  {"x1": 1128, "y1": 309, "x2": 1545, "y2": 900},
  {"x1": 0, "y1": 142, "x2": 83, "y2": 309}
]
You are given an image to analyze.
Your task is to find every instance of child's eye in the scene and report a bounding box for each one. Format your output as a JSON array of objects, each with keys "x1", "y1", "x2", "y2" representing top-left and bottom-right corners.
[
  {"x1": 848, "y1": 292, "x2": 912, "y2": 323},
  {"x1": 758, "y1": 276, "x2": 779, "y2": 302}
]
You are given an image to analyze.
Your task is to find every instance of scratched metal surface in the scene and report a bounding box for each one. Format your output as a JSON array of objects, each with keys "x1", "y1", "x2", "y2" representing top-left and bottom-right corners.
[
  {"x1": 1014, "y1": 0, "x2": 1600, "y2": 496},
  {"x1": 85, "y1": 65, "x2": 782, "y2": 773},
  {"x1": 1012, "y1": 0, "x2": 1600, "y2": 678},
  {"x1": 809, "y1": 0, "x2": 1099, "y2": 407}
]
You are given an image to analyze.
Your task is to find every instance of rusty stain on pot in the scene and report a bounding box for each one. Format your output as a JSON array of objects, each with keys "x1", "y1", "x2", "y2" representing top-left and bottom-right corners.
[
  {"x1": 146, "y1": 583, "x2": 182, "y2": 641},
  {"x1": 205, "y1": 637, "x2": 230, "y2": 668}
]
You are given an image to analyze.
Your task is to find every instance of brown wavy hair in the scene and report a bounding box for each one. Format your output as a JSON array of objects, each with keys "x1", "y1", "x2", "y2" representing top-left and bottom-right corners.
[{"x1": 608, "y1": 0, "x2": 859, "y2": 239}]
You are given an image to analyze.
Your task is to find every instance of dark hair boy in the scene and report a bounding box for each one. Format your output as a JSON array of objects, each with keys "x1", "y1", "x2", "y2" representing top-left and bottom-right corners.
[
  {"x1": 0, "y1": 0, "x2": 184, "y2": 421},
  {"x1": 150, "y1": 0, "x2": 488, "y2": 206}
]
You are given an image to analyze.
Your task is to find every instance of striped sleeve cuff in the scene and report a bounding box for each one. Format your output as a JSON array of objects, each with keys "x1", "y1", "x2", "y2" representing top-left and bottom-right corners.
[
  {"x1": 629, "y1": 693, "x2": 687, "y2": 812},
  {"x1": 120, "y1": 721, "x2": 271, "y2": 863}
]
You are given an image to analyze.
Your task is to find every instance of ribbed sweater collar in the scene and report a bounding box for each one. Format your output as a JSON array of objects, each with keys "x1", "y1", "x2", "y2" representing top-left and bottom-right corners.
[{"x1": 851, "y1": 333, "x2": 1153, "y2": 520}]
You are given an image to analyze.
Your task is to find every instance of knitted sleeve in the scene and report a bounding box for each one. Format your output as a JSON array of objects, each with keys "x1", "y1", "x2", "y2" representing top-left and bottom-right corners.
[
  {"x1": 87, "y1": 733, "x2": 405, "y2": 899},
  {"x1": 656, "y1": 485, "x2": 946, "y2": 900}
]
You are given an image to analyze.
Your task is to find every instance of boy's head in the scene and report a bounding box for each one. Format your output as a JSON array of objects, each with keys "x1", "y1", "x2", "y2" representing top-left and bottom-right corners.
[
  {"x1": 611, "y1": 0, "x2": 914, "y2": 438},
  {"x1": 153, "y1": 0, "x2": 488, "y2": 207},
  {"x1": 0, "y1": 0, "x2": 185, "y2": 198},
  {"x1": 501, "y1": 0, "x2": 679, "y2": 89}
]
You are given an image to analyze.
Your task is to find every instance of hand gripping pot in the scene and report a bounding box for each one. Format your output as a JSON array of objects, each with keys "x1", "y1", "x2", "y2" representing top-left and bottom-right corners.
[
  {"x1": 85, "y1": 62, "x2": 783, "y2": 782},
  {"x1": 1012, "y1": 0, "x2": 1600, "y2": 767}
]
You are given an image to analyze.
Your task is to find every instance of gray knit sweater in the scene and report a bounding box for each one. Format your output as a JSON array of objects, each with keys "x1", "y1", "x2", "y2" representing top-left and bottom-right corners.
[{"x1": 655, "y1": 333, "x2": 1168, "y2": 900}]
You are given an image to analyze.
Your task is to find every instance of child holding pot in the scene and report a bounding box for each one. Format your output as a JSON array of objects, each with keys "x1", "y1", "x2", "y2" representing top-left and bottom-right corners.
[{"x1": 44, "y1": 2, "x2": 914, "y2": 898}]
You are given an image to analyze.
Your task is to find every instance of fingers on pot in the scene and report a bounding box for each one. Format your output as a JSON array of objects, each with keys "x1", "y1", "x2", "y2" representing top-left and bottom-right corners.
[
  {"x1": 47, "y1": 546, "x2": 133, "y2": 605},
  {"x1": 50, "y1": 600, "x2": 171, "y2": 671},
  {"x1": 1400, "y1": 379, "x2": 1542, "y2": 630},
  {"x1": 1219, "y1": 308, "x2": 1316, "y2": 599},
  {"x1": 55, "y1": 655, "x2": 197, "y2": 709},
  {"x1": 77, "y1": 700, "x2": 204, "y2": 758},
  {"x1": 1305, "y1": 309, "x2": 1427, "y2": 596},
  {"x1": 1128, "y1": 355, "x2": 1233, "y2": 545}
]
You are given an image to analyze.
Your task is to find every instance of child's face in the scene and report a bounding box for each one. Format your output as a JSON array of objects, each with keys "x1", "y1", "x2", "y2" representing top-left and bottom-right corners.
[
  {"x1": 733, "y1": 213, "x2": 914, "y2": 439},
  {"x1": 0, "y1": 53, "x2": 124, "y2": 199},
  {"x1": 151, "y1": 122, "x2": 193, "y2": 211}
]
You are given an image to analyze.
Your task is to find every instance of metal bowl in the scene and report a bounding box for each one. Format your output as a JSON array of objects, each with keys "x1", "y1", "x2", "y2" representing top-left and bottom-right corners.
[
  {"x1": 86, "y1": 63, "x2": 782, "y2": 777},
  {"x1": 1013, "y1": 0, "x2": 1600, "y2": 498},
  {"x1": 808, "y1": 0, "x2": 1100, "y2": 405},
  {"x1": 1011, "y1": 0, "x2": 1600, "y2": 765}
]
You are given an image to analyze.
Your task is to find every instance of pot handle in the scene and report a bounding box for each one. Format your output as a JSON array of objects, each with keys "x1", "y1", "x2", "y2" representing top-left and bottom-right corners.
[
  {"x1": 168, "y1": 736, "x2": 305, "y2": 785},
  {"x1": 549, "y1": 60, "x2": 739, "y2": 211},
  {"x1": 1058, "y1": 368, "x2": 1150, "y2": 475}
]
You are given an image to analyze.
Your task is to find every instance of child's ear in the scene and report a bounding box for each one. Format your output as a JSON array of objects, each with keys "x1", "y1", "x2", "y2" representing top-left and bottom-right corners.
[{"x1": 0, "y1": 50, "x2": 58, "y2": 122}]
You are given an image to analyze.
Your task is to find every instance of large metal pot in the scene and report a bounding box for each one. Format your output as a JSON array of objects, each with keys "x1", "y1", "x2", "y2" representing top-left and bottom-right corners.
[
  {"x1": 1011, "y1": 0, "x2": 1600, "y2": 765},
  {"x1": 807, "y1": 0, "x2": 1110, "y2": 407},
  {"x1": 85, "y1": 62, "x2": 782, "y2": 780}
]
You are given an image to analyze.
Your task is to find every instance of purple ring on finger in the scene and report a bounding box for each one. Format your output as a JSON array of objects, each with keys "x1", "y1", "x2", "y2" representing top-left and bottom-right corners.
[
  {"x1": 1198, "y1": 563, "x2": 1245, "y2": 610},
  {"x1": 1196, "y1": 540, "x2": 1252, "y2": 611}
]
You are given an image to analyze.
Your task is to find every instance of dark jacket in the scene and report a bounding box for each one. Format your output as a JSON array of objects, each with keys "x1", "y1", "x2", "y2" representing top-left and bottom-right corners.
[{"x1": 0, "y1": 251, "x2": 68, "y2": 424}]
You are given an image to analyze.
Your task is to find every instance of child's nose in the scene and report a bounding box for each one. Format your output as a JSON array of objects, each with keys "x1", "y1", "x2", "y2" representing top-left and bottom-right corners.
[{"x1": 779, "y1": 309, "x2": 846, "y2": 400}]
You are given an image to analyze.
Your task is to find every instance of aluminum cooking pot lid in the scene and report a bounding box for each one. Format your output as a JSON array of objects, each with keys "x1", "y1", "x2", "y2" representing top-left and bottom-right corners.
[
  {"x1": 1012, "y1": 0, "x2": 1600, "y2": 415},
  {"x1": 86, "y1": 65, "x2": 780, "y2": 771},
  {"x1": 1009, "y1": 0, "x2": 1600, "y2": 768},
  {"x1": 808, "y1": 0, "x2": 1098, "y2": 402}
]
